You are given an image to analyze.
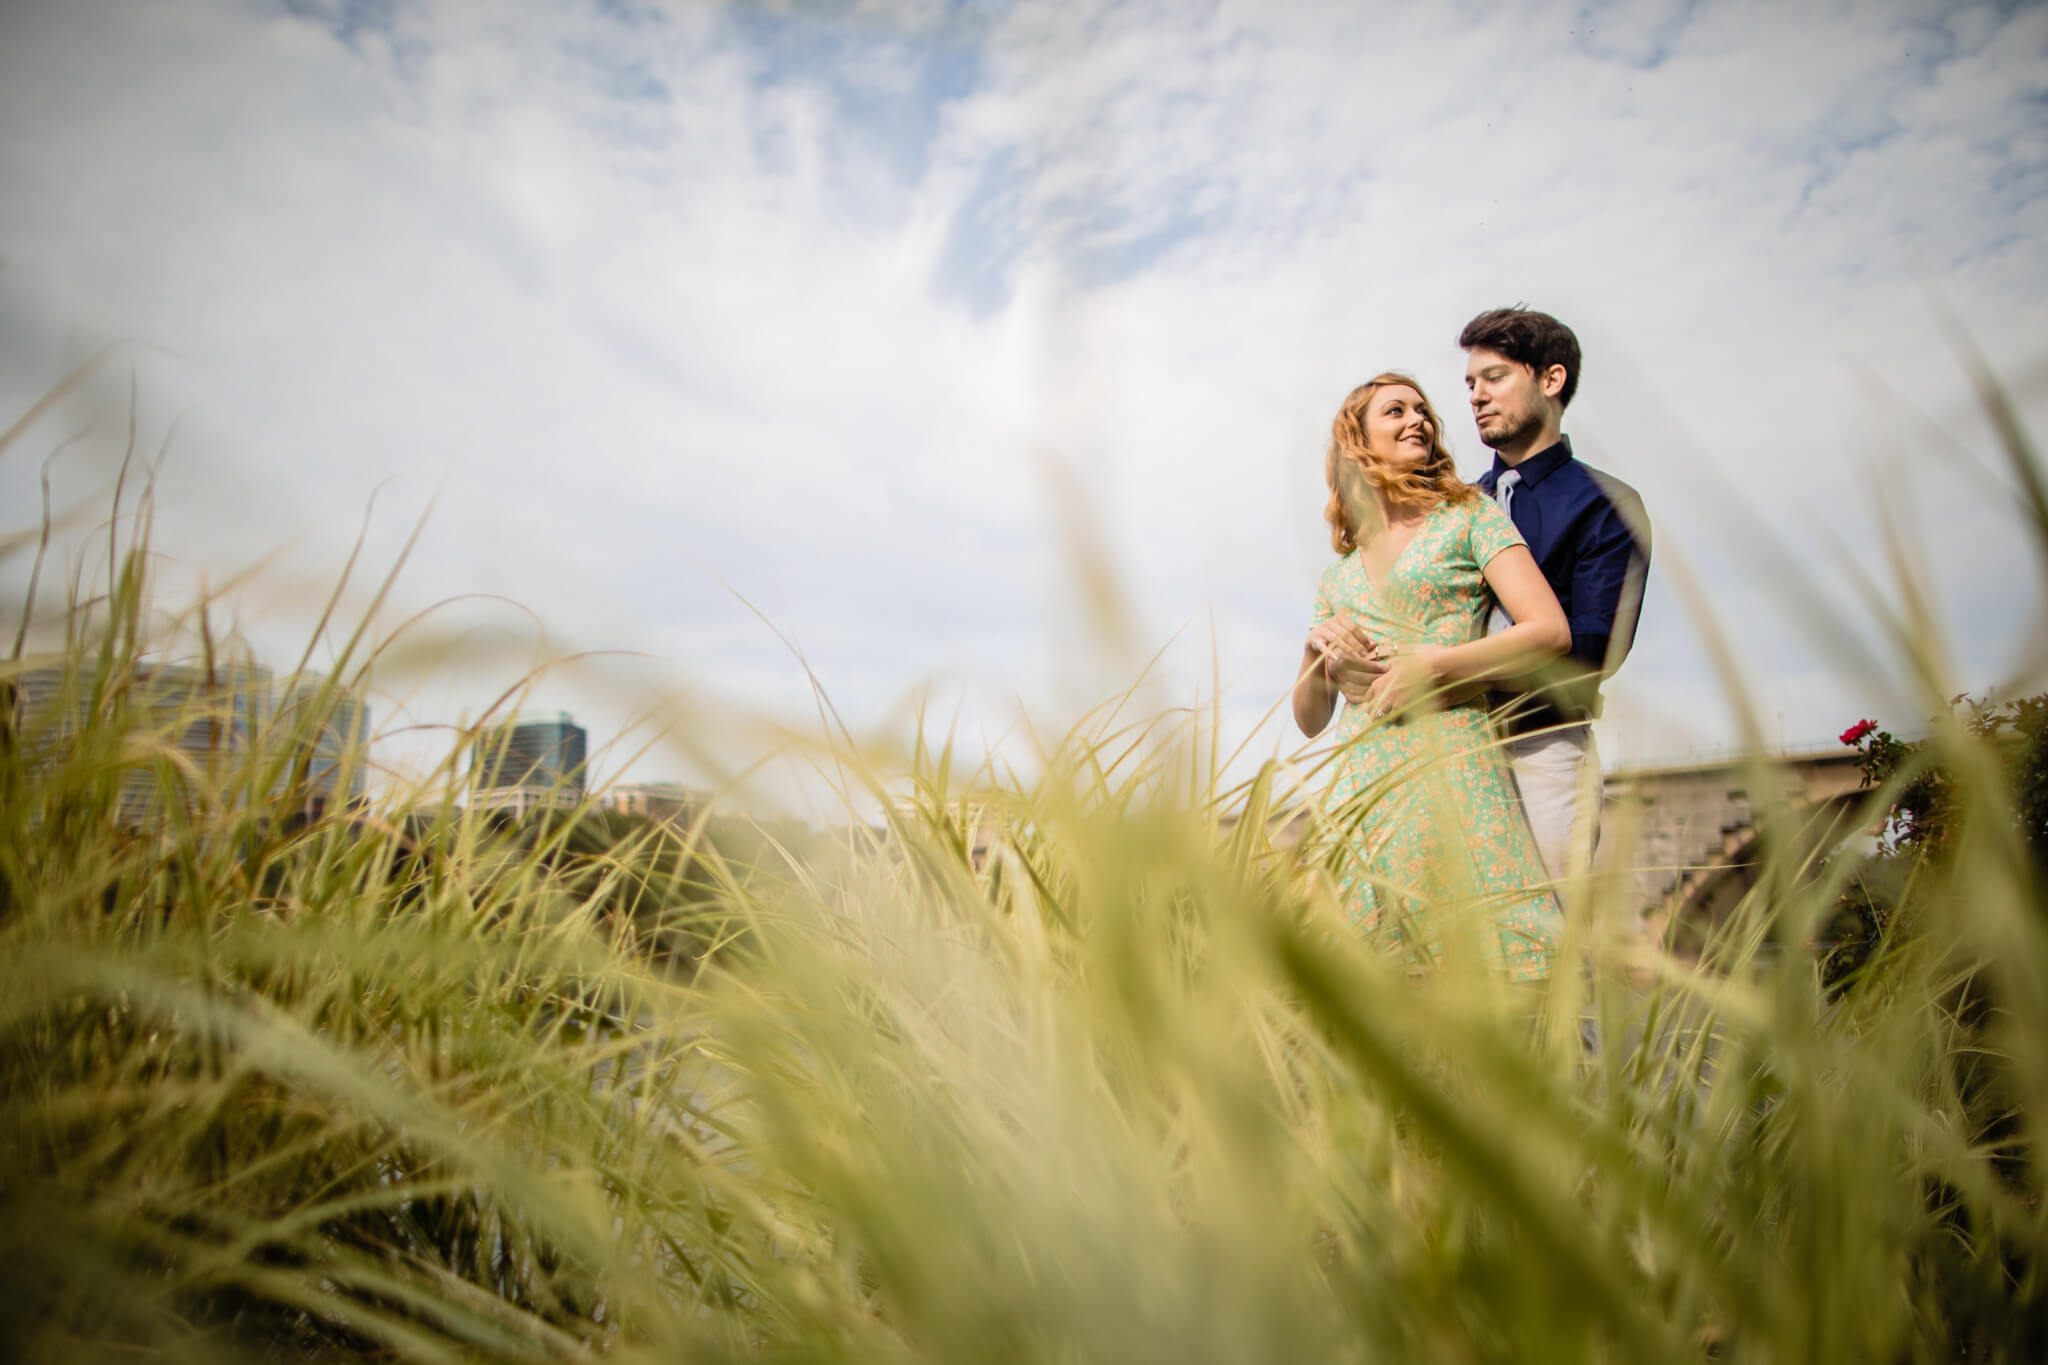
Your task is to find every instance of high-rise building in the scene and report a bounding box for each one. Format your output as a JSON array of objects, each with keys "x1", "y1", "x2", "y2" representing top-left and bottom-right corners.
[
  {"x1": 469, "y1": 711, "x2": 588, "y2": 816},
  {"x1": 9, "y1": 659, "x2": 272, "y2": 825},
  {"x1": 274, "y1": 674, "x2": 371, "y2": 814}
]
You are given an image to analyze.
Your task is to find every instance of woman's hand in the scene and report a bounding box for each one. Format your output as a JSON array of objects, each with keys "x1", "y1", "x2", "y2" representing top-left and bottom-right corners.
[
  {"x1": 1319, "y1": 546, "x2": 1566, "y2": 736},
  {"x1": 1306, "y1": 614, "x2": 1375, "y2": 669},
  {"x1": 1362, "y1": 644, "x2": 1448, "y2": 720},
  {"x1": 1308, "y1": 614, "x2": 1388, "y2": 705},
  {"x1": 1328, "y1": 651, "x2": 1387, "y2": 704}
]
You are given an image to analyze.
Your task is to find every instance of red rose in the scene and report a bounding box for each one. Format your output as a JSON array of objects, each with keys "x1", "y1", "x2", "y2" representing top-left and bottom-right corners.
[{"x1": 1840, "y1": 719, "x2": 1877, "y2": 746}]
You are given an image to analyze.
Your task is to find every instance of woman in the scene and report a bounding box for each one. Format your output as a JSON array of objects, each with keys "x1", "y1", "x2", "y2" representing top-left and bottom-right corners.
[{"x1": 1293, "y1": 373, "x2": 1569, "y2": 981}]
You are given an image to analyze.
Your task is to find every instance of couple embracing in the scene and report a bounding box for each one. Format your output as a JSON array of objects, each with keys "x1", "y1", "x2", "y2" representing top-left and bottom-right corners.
[{"x1": 1292, "y1": 307, "x2": 1649, "y2": 985}]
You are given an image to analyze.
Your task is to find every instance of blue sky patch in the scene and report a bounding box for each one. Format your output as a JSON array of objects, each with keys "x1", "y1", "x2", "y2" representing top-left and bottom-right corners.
[
  {"x1": 725, "y1": 3, "x2": 986, "y2": 189},
  {"x1": 934, "y1": 147, "x2": 1029, "y2": 318}
]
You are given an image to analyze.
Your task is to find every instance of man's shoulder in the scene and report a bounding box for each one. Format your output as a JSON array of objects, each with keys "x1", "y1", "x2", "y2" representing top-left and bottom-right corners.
[
  {"x1": 1572, "y1": 461, "x2": 1651, "y2": 550},
  {"x1": 1571, "y1": 463, "x2": 1642, "y2": 513},
  {"x1": 1574, "y1": 461, "x2": 1641, "y2": 501}
]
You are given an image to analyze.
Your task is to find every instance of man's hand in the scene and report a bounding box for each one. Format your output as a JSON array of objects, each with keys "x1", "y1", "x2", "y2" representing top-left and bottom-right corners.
[
  {"x1": 1363, "y1": 644, "x2": 1449, "y2": 720},
  {"x1": 1327, "y1": 652, "x2": 1388, "y2": 704}
]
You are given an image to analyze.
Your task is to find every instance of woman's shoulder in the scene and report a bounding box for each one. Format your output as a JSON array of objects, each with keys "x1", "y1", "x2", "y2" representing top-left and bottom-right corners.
[
  {"x1": 1454, "y1": 489, "x2": 1524, "y2": 558},
  {"x1": 1313, "y1": 549, "x2": 1359, "y2": 606},
  {"x1": 1448, "y1": 490, "x2": 1510, "y2": 526},
  {"x1": 1410, "y1": 491, "x2": 1489, "y2": 534}
]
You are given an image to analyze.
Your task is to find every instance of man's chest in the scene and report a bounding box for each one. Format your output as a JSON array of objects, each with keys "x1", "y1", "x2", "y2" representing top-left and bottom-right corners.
[{"x1": 1510, "y1": 491, "x2": 1595, "y2": 576}]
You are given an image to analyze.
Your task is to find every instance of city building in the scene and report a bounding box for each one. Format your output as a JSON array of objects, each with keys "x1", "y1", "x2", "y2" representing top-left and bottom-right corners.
[
  {"x1": 9, "y1": 659, "x2": 272, "y2": 825},
  {"x1": 605, "y1": 781, "x2": 706, "y2": 826},
  {"x1": 273, "y1": 674, "x2": 372, "y2": 815},
  {"x1": 469, "y1": 710, "x2": 589, "y2": 816}
]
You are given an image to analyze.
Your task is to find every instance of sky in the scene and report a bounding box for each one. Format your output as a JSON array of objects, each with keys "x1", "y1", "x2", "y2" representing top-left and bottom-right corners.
[{"x1": 1, "y1": 0, "x2": 2045, "y2": 817}]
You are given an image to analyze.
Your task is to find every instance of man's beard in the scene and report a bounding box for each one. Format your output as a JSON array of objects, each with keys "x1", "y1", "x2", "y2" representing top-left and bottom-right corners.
[{"x1": 1480, "y1": 407, "x2": 1538, "y2": 450}]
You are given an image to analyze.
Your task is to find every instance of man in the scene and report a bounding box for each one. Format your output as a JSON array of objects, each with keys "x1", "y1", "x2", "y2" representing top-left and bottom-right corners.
[{"x1": 1461, "y1": 306, "x2": 1649, "y2": 880}]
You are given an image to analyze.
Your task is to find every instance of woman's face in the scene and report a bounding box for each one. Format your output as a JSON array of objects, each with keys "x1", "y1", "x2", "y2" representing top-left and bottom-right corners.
[{"x1": 1363, "y1": 384, "x2": 1436, "y2": 470}]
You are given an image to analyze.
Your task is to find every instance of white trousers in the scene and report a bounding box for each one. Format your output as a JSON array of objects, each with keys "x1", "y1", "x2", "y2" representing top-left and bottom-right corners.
[{"x1": 1503, "y1": 725, "x2": 1601, "y2": 882}]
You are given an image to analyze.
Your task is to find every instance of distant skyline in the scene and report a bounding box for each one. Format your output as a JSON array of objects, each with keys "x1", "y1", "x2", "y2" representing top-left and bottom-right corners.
[{"x1": 2, "y1": 0, "x2": 2044, "y2": 817}]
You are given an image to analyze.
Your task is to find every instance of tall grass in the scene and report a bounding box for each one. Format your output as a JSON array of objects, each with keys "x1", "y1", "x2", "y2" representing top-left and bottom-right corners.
[{"x1": 2, "y1": 362, "x2": 2044, "y2": 1362}]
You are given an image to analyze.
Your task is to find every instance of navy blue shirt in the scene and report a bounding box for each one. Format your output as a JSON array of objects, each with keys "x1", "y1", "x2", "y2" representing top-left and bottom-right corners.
[{"x1": 1476, "y1": 436, "x2": 1650, "y2": 732}]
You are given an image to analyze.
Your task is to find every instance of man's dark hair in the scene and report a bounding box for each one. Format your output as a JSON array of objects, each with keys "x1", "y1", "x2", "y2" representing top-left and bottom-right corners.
[{"x1": 1459, "y1": 307, "x2": 1582, "y2": 409}]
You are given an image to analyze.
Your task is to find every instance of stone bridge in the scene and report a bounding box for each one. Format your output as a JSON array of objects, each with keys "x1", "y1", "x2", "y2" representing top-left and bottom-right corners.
[{"x1": 1601, "y1": 746, "x2": 1872, "y2": 953}]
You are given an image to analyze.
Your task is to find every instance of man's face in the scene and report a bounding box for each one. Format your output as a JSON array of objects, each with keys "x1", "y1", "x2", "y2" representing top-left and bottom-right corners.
[{"x1": 1464, "y1": 346, "x2": 1556, "y2": 450}]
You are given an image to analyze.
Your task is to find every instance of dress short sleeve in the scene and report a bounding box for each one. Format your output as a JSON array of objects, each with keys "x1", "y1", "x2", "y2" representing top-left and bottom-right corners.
[
  {"x1": 1311, "y1": 563, "x2": 1336, "y2": 625},
  {"x1": 1467, "y1": 496, "x2": 1525, "y2": 569}
]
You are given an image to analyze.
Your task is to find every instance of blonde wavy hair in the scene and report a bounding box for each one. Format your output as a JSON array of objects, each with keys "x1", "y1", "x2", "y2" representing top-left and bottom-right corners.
[{"x1": 1322, "y1": 372, "x2": 1477, "y2": 554}]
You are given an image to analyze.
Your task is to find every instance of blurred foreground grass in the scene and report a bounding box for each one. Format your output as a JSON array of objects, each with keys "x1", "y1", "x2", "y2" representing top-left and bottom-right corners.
[{"x1": 2, "y1": 361, "x2": 2046, "y2": 1362}]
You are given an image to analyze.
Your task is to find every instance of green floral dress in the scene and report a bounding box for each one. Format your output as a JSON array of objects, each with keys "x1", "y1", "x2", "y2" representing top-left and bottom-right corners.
[{"x1": 1311, "y1": 496, "x2": 1561, "y2": 982}]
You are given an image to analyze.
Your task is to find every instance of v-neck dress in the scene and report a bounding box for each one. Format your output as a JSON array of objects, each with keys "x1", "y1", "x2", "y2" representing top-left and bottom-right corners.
[{"x1": 1310, "y1": 496, "x2": 1562, "y2": 981}]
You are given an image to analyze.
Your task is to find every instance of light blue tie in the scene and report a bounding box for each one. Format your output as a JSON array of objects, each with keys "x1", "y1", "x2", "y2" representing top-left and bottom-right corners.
[{"x1": 1487, "y1": 470, "x2": 1521, "y2": 634}]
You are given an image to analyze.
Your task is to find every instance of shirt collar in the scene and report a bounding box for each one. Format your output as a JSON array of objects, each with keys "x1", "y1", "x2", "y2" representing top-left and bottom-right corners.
[{"x1": 1489, "y1": 434, "x2": 1573, "y2": 489}]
